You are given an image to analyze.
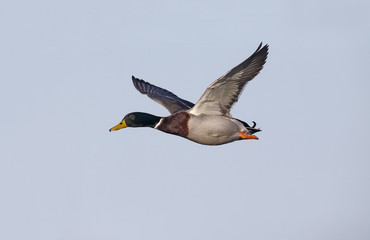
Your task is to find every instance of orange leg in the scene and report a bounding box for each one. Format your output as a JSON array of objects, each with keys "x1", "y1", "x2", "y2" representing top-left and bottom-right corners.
[{"x1": 239, "y1": 131, "x2": 259, "y2": 140}]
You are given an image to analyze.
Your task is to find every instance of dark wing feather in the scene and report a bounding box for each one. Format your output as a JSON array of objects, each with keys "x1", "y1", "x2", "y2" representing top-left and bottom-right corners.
[{"x1": 132, "y1": 76, "x2": 194, "y2": 114}]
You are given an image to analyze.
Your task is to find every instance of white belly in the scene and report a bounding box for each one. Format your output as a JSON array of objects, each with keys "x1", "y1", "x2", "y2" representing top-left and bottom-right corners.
[{"x1": 186, "y1": 115, "x2": 244, "y2": 145}]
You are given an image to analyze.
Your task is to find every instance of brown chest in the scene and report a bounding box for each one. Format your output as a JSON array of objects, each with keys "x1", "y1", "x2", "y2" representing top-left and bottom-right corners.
[{"x1": 156, "y1": 112, "x2": 190, "y2": 137}]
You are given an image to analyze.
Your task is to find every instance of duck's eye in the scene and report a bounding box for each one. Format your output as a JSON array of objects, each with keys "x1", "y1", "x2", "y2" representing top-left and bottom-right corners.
[{"x1": 129, "y1": 114, "x2": 135, "y2": 120}]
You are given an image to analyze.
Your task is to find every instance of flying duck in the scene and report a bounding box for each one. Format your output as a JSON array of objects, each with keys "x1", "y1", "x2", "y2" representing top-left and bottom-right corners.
[{"x1": 110, "y1": 43, "x2": 268, "y2": 145}]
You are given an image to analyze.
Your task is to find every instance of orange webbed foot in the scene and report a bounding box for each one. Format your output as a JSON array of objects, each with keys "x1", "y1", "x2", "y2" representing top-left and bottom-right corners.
[{"x1": 239, "y1": 131, "x2": 259, "y2": 140}]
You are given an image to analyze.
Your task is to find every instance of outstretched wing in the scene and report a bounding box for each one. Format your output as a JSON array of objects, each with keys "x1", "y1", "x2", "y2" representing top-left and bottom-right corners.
[
  {"x1": 189, "y1": 43, "x2": 268, "y2": 116},
  {"x1": 132, "y1": 76, "x2": 194, "y2": 114}
]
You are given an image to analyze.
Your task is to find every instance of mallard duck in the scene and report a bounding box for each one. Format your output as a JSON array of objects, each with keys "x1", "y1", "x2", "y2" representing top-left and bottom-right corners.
[{"x1": 110, "y1": 43, "x2": 268, "y2": 145}]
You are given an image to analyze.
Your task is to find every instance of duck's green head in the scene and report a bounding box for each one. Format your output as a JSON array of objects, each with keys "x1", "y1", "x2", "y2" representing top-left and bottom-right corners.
[{"x1": 109, "y1": 112, "x2": 161, "y2": 132}]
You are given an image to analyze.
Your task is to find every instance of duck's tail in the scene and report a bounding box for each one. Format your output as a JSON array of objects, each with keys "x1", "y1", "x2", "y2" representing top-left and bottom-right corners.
[{"x1": 235, "y1": 118, "x2": 262, "y2": 134}]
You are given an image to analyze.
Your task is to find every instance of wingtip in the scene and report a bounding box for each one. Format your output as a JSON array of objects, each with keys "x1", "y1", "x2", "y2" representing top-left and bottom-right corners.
[
  {"x1": 132, "y1": 75, "x2": 141, "y2": 90},
  {"x1": 256, "y1": 42, "x2": 269, "y2": 52},
  {"x1": 132, "y1": 75, "x2": 145, "y2": 86},
  {"x1": 258, "y1": 42, "x2": 263, "y2": 49},
  {"x1": 255, "y1": 42, "x2": 269, "y2": 60},
  {"x1": 132, "y1": 76, "x2": 145, "y2": 86},
  {"x1": 262, "y1": 43, "x2": 269, "y2": 52}
]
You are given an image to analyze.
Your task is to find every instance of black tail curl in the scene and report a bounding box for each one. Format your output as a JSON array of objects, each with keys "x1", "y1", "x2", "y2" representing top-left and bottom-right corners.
[{"x1": 236, "y1": 118, "x2": 262, "y2": 134}]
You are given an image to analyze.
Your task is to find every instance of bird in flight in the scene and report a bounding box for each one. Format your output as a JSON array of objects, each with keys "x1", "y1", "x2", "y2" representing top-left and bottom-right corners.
[{"x1": 110, "y1": 43, "x2": 268, "y2": 145}]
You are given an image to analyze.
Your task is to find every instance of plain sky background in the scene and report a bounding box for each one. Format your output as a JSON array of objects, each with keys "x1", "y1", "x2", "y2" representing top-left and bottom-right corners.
[{"x1": 1, "y1": 0, "x2": 369, "y2": 239}]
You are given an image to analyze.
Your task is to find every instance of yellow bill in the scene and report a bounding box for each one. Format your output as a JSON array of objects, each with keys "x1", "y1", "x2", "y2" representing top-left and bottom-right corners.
[{"x1": 109, "y1": 120, "x2": 127, "y2": 132}]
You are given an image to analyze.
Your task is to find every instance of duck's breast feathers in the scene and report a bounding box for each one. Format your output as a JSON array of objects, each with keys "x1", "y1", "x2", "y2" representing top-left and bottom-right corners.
[
  {"x1": 189, "y1": 43, "x2": 268, "y2": 116},
  {"x1": 132, "y1": 76, "x2": 194, "y2": 114},
  {"x1": 155, "y1": 112, "x2": 190, "y2": 137}
]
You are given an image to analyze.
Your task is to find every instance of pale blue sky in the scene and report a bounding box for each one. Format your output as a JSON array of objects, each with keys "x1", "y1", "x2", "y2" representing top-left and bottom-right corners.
[{"x1": 1, "y1": 0, "x2": 370, "y2": 239}]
